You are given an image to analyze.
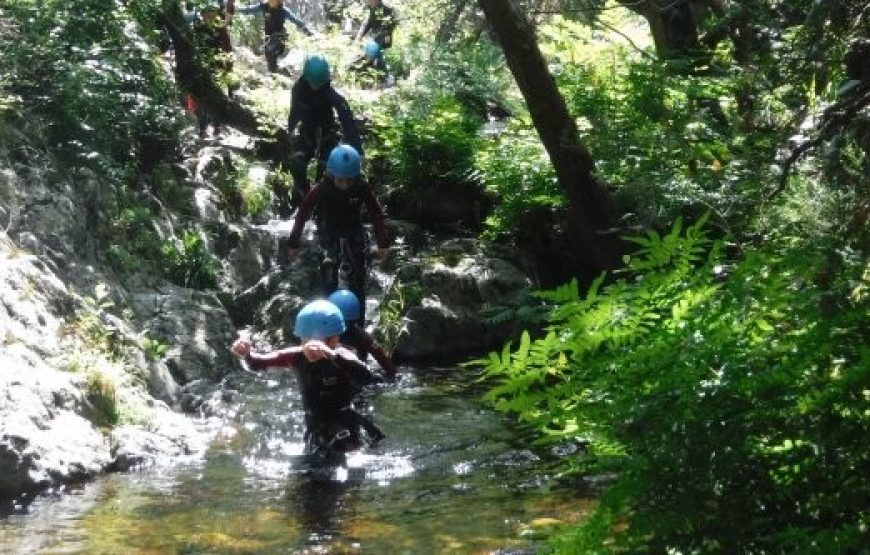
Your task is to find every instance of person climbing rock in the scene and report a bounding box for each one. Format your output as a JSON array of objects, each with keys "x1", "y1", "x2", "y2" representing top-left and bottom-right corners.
[
  {"x1": 349, "y1": 40, "x2": 388, "y2": 88},
  {"x1": 230, "y1": 299, "x2": 385, "y2": 459},
  {"x1": 287, "y1": 144, "x2": 389, "y2": 326},
  {"x1": 282, "y1": 54, "x2": 363, "y2": 214},
  {"x1": 189, "y1": 1, "x2": 236, "y2": 137},
  {"x1": 235, "y1": 0, "x2": 313, "y2": 72},
  {"x1": 356, "y1": 0, "x2": 397, "y2": 52},
  {"x1": 328, "y1": 288, "x2": 397, "y2": 381}
]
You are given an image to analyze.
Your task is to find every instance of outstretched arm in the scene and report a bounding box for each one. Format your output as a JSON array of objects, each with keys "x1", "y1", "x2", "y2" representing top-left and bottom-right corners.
[
  {"x1": 335, "y1": 346, "x2": 384, "y2": 385},
  {"x1": 283, "y1": 7, "x2": 313, "y2": 35},
  {"x1": 328, "y1": 89, "x2": 363, "y2": 156},
  {"x1": 287, "y1": 184, "x2": 322, "y2": 248},
  {"x1": 363, "y1": 182, "x2": 389, "y2": 249},
  {"x1": 234, "y1": 2, "x2": 263, "y2": 15},
  {"x1": 358, "y1": 330, "x2": 397, "y2": 380}
]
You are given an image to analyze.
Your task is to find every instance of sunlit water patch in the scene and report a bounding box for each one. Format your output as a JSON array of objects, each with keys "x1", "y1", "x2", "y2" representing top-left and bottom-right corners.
[{"x1": 1, "y1": 366, "x2": 593, "y2": 553}]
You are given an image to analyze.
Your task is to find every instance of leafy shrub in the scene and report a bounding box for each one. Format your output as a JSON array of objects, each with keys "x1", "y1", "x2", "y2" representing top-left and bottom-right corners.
[
  {"x1": 474, "y1": 216, "x2": 870, "y2": 551},
  {"x1": 372, "y1": 94, "x2": 482, "y2": 193},
  {"x1": 106, "y1": 204, "x2": 165, "y2": 274},
  {"x1": 162, "y1": 229, "x2": 220, "y2": 289},
  {"x1": 472, "y1": 121, "x2": 564, "y2": 238},
  {"x1": 375, "y1": 279, "x2": 423, "y2": 354}
]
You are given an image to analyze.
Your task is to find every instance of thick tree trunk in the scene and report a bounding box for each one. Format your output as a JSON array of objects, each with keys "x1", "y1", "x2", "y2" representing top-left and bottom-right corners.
[
  {"x1": 477, "y1": 0, "x2": 621, "y2": 276},
  {"x1": 618, "y1": 0, "x2": 705, "y2": 62},
  {"x1": 159, "y1": 2, "x2": 291, "y2": 153}
]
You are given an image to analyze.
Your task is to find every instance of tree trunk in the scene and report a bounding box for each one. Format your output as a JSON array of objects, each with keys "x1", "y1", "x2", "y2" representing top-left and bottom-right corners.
[
  {"x1": 618, "y1": 0, "x2": 704, "y2": 62},
  {"x1": 159, "y1": 1, "x2": 291, "y2": 154},
  {"x1": 477, "y1": 0, "x2": 621, "y2": 277},
  {"x1": 435, "y1": 0, "x2": 470, "y2": 43}
]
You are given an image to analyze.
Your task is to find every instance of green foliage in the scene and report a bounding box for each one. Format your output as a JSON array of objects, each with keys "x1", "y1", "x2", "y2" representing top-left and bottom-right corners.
[
  {"x1": 375, "y1": 279, "x2": 423, "y2": 355},
  {"x1": 475, "y1": 217, "x2": 870, "y2": 551},
  {"x1": 106, "y1": 203, "x2": 165, "y2": 274},
  {"x1": 472, "y1": 121, "x2": 564, "y2": 238},
  {"x1": 140, "y1": 336, "x2": 169, "y2": 362},
  {"x1": 70, "y1": 284, "x2": 127, "y2": 360},
  {"x1": 370, "y1": 94, "x2": 482, "y2": 193},
  {"x1": 366, "y1": 43, "x2": 511, "y2": 195},
  {"x1": 162, "y1": 229, "x2": 220, "y2": 289},
  {"x1": 0, "y1": 0, "x2": 183, "y2": 175}
]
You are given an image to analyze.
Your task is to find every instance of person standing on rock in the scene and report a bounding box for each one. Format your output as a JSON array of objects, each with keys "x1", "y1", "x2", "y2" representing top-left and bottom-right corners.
[
  {"x1": 328, "y1": 288, "x2": 397, "y2": 381},
  {"x1": 356, "y1": 0, "x2": 397, "y2": 53},
  {"x1": 235, "y1": 0, "x2": 313, "y2": 73},
  {"x1": 230, "y1": 299, "x2": 385, "y2": 460},
  {"x1": 282, "y1": 54, "x2": 364, "y2": 215},
  {"x1": 287, "y1": 144, "x2": 388, "y2": 326}
]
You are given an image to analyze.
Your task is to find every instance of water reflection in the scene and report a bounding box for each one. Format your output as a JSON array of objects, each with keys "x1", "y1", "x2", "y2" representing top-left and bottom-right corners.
[{"x1": 0, "y1": 366, "x2": 592, "y2": 553}]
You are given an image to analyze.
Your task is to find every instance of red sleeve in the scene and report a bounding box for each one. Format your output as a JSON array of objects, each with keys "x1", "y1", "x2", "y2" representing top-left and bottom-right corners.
[
  {"x1": 245, "y1": 347, "x2": 303, "y2": 370},
  {"x1": 360, "y1": 330, "x2": 397, "y2": 379},
  {"x1": 363, "y1": 182, "x2": 389, "y2": 249},
  {"x1": 288, "y1": 184, "x2": 322, "y2": 248}
]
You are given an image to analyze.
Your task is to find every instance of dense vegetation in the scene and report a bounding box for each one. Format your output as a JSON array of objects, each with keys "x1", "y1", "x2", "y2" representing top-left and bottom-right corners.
[{"x1": 3, "y1": 0, "x2": 870, "y2": 550}]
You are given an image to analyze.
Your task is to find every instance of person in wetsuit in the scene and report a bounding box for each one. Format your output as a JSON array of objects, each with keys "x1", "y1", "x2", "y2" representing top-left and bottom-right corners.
[
  {"x1": 287, "y1": 144, "x2": 389, "y2": 325},
  {"x1": 230, "y1": 299, "x2": 385, "y2": 460},
  {"x1": 235, "y1": 0, "x2": 312, "y2": 72},
  {"x1": 356, "y1": 0, "x2": 397, "y2": 51},
  {"x1": 281, "y1": 54, "x2": 363, "y2": 214},
  {"x1": 328, "y1": 288, "x2": 397, "y2": 381}
]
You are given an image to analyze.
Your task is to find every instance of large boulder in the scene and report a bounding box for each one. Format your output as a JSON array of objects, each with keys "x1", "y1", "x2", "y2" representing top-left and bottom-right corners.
[
  {"x1": 126, "y1": 285, "x2": 242, "y2": 384},
  {"x1": 392, "y1": 238, "x2": 533, "y2": 360}
]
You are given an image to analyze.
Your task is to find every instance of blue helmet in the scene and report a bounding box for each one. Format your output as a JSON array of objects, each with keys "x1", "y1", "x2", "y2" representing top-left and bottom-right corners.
[
  {"x1": 326, "y1": 144, "x2": 361, "y2": 178},
  {"x1": 327, "y1": 289, "x2": 361, "y2": 322},
  {"x1": 294, "y1": 300, "x2": 346, "y2": 339},
  {"x1": 302, "y1": 54, "x2": 330, "y2": 89},
  {"x1": 364, "y1": 40, "x2": 380, "y2": 58}
]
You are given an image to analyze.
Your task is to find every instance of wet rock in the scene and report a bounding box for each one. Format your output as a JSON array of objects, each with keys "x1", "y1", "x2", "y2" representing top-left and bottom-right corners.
[
  {"x1": 109, "y1": 412, "x2": 200, "y2": 471},
  {"x1": 0, "y1": 364, "x2": 110, "y2": 497},
  {"x1": 194, "y1": 186, "x2": 225, "y2": 223}
]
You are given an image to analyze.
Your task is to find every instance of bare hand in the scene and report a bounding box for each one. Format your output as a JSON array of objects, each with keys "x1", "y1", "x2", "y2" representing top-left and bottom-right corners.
[
  {"x1": 302, "y1": 340, "x2": 335, "y2": 362},
  {"x1": 231, "y1": 338, "x2": 252, "y2": 358}
]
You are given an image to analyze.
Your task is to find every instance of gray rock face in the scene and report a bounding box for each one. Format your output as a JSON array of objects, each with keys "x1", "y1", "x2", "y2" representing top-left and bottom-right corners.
[
  {"x1": 0, "y1": 359, "x2": 108, "y2": 497},
  {"x1": 127, "y1": 285, "x2": 242, "y2": 384},
  {"x1": 393, "y1": 238, "x2": 532, "y2": 360}
]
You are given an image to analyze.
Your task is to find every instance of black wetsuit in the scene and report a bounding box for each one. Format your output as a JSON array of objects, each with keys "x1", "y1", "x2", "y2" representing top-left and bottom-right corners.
[{"x1": 285, "y1": 79, "x2": 363, "y2": 206}]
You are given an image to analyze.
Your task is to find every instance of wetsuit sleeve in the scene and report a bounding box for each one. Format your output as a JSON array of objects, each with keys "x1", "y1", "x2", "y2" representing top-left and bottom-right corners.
[
  {"x1": 363, "y1": 181, "x2": 389, "y2": 248},
  {"x1": 359, "y1": 329, "x2": 397, "y2": 379},
  {"x1": 328, "y1": 89, "x2": 363, "y2": 156},
  {"x1": 360, "y1": 8, "x2": 373, "y2": 36},
  {"x1": 287, "y1": 184, "x2": 322, "y2": 248},
  {"x1": 335, "y1": 346, "x2": 383, "y2": 385},
  {"x1": 283, "y1": 7, "x2": 313, "y2": 35},
  {"x1": 287, "y1": 81, "x2": 302, "y2": 134},
  {"x1": 234, "y1": 2, "x2": 263, "y2": 15},
  {"x1": 245, "y1": 347, "x2": 303, "y2": 369}
]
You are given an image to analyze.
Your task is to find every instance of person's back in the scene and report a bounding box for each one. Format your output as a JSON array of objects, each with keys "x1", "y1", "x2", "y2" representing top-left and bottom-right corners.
[
  {"x1": 290, "y1": 78, "x2": 340, "y2": 138},
  {"x1": 359, "y1": 0, "x2": 397, "y2": 49}
]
